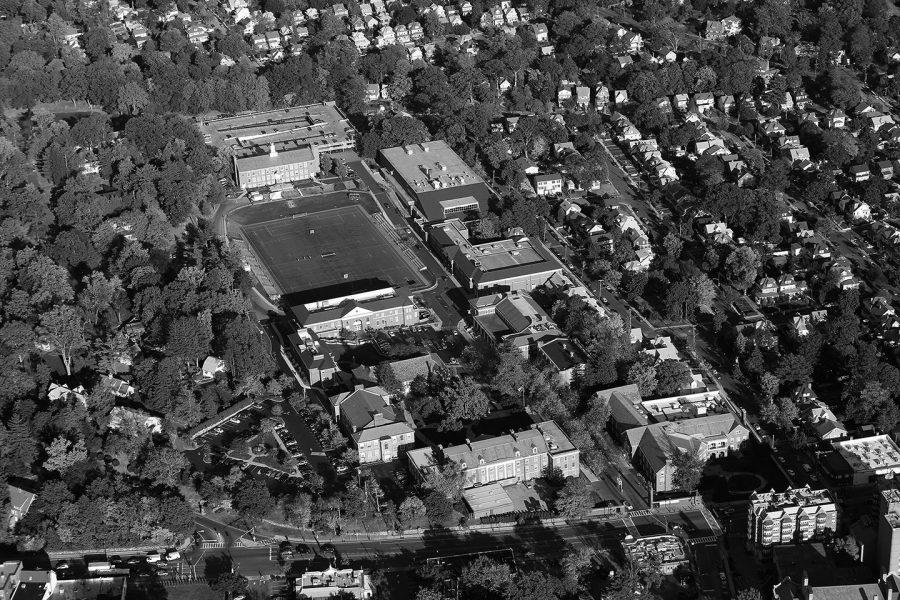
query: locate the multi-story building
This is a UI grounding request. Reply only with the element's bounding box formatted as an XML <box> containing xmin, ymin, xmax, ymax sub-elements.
<box><xmin>377</xmin><ymin>141</ymin><xmax>491</xmax><ymax>222</ymax></box>
<box><xmin>747</xmin><ymin>487</ymin><xmax>837</xmax><ymax>551</ymax></box>
<box><xmin>469</xmin><ymin>291</ymin><xmax>585</xmax><ymax>382</ymax></box>
<box><xmin>427</xmin><ymin>220</ymin><xmax>564</xmax><ymax>294</ymax></box>
<box><xmin>825</xmin><ymin>435</ymin><xmax>900</xmax><ymax>485</ymax></box>
<box><xmin>290</xmin><ymin>287</ymin><xmax>420</xmax><ymax>335</ymax></box>
<box><xmin>296</xmin><ymin>567</ymin><xmax>373</xmax><ymax>599</ymax></box>
<box><xmin>604</xmin><ymin>383</ymin><xmax>749</xmax><ymax>492</ymax></box>
<box><xmin>879</xmin><ymin>489</ymin><xmax>900</xmax><ymax>575</ymax></box>
<box><xmin>407</xmin><ymin>421</ymin><xmax>579</xmax><ymax>488</ymax></box>
<box><xmin>330</xmin><ymin>387</ymin><xmax>415</xmax><ymax>464</ymax></box>
<box><xmin>198</xmin><ymin>103</ymin><xmax>355</xmax><ymax>189</ymax></box>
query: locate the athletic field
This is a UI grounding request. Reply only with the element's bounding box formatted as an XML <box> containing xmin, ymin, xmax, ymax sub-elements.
<box><xmin>242</xmin><ymin>204</ymin><xmax>420</xmax><ymax>296</ymax></box>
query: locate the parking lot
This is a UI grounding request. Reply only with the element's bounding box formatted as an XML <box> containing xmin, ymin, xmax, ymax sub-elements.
<box><xmin>190</xmin><ymin>398</ymin><xmax>322</xmax><ymax>483</ymax></box>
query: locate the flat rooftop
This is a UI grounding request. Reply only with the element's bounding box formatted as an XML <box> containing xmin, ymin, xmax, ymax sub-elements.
<box><xmin>198</xmin><ymin>103</ymin><xmax>354</xmax><ymax>156</ymax></box>
<box><xmin>750</xmin><ymin>487</ymin><xmax>834</xmax><ymax>511</ymax></box>
<box><xmin>469</xmin><ymin>238</ymin><xmax>546</xmax><ymax>271</ymax></box>
<box><xmin>242</xmin><ymin>204</ymin><xmax>421</xmax><ymax>297</ymax></box>
<box><xmin>379</xmin><ymin>141</ymin><xmax>484</xmax><ymax>195</ymax></box>
<box><xmin>833</xmin><ymin>435</ymin><xmax>900</xmax><ymax>472</ymax></box>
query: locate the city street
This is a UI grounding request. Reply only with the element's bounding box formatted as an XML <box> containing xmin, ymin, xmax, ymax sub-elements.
<box><xmin>187</xmin><ymin>509</ymin><xmax>718</xmax><ymax>578</ymax></box>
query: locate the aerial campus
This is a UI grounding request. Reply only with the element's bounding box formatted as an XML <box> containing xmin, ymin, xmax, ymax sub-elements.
<box><xmin>7</xmin><ymin>1</ymin><xmax>900</xmax><ymax>600</ymax></box>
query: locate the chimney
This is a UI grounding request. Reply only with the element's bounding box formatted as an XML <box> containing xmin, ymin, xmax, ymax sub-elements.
<box><xmin>465</xmin><ymin>438</ymin><xmax>472</xmax><ymax>449</ymax></box>
<box><xmin>509</xmin><ymin>430</ymin><xmax>516</xmax><ymax>441</ymax></box>
<box><xmin>269</xmin><ymin>143</ymin><xmax>278</xmax><ymax>158</ymax></box>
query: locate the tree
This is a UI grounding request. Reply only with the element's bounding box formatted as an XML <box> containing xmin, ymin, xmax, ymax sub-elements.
<box><xmin>626</xmin><ymin>356</ymin><xmax>657</xmax><ymax>396</ymax></box>
<box><xmin>561</xmin><ymin>547</ymin><xmax>594</xmax><ymax>581</ymax></box>
<box><xmin>760</xmin><ymin>372</ymin><xmax>780</xmax><ymax>401</ymax></box>
<box><xmin>459</xmin><ymin>555</ymin><xmax>514</xmax><ymax>596</ymax></box>
<box><xmin>43</xmin><ymin>436</ymin><xmax>88</xmax><ymax>472</ymax></box>
<box><xmin>438</xmin><ymin>377</ymin><xmax>490</xmax><ymax>431</ymax></box>
<box><xmin>209</xmin><ymin>572</ymin><xmax>248</xmax><ymax>600</ymax></box>
<box><xmin>167</xmin><ymin>315</ymin><xmax>213</xmax><ymax>365</ymax></box>
<box><xmin>775</xmin><ymin>396</ymin><xmax>799</xmax><ymax>431</ymax></box>
<box><xmin>233</xmin><ymin>479</ymin><xmax>274</xmax><ymax>518</ymax></box>
<box><xmin>655</xmin><ymin>360</ymin><xmax>691</xmax><ymax>396</ymax></box>
<box><xmin>688</xmin><ymin>272</ymin><xmax>716</xmax><ymax>315</ymax></box>
<box><xmin>724</xmin><ymin>247</ymin><xmax>760</xmax><ymax>291</ymax></box>
<box><xmin>846</xmin><ymin>382</ymin><xmax>900</xmax><ymax>432</ymax></box>
<box><xmin>833</xmin><ymin>534</ymin><xmax>860</xmax><ymax>560</ymax></box>
<box><xmin>422</xmin><ymin>460</ymin><xmax>465</xmax><ymax>502</ymax></box>
<box><xmin>398</xmin><ymin>495</ymin><xmax>426</xmax><ymax>529</ymax></box>
<box><xmin>38</xmin><ymin>305</ymin><xmax>88</xmax><ymax>377</ymax></box>
<box><xmin>672</xmin><ymin>449</ymin><xmax>703</xmax><ymax>491</ymax></box>
<box><xmin>140</xmin><ymin>446</ymin><xmax>189</xmax><ymax>487</ymax></box>
<box><xmin>736</xmin><ymin>589</ymin><xmax>763</xmax><ymax>600</ymax></box>
<box><xmin>423</xmin><ymin>490</ymin><xmax>453</xmax><ymax>525</ymax></box>
<box><xmin>555</xmin><ymin>478</ymin><xmax>594</xmax><ymax>519</ymax></box>
<box><xmin>374</xmin><ymin>362</ymin><xmax>403</xmax><ymax>397</ymax></box>
<box><xmin>824</xmin><ymin>67</ymin><xmax>862</xmax><ymax>110</ymax></box>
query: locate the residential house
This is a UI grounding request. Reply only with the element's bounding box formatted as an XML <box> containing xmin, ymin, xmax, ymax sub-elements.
<box><xmin>7</xmin><ymin>485</ymin><xmax>35</xmax><ymax>528</ymax></box>
<box><xmin>692</xmin><ymin>92</ymin><xmax>715</xmax><ymax>114</ymax></box>
<box><xmin>533</xmin><ymin>23</ymin><xmax>548</xmax><ymax>42</ymax></box>
<box><xmin>704</xmin><ymin>20</ymin><xmax>725</xmax><ymax>40</ymax></box>
<box><xmin>870</xmin><ymin>112</ymin><xmax>895</xmax><ymax>131</ymax></box>
<box><xmin>879</xmin><ymin>160</ymin><xmax>895</xmax><ymax>179</ymax></box>
<box><xmin>575</xmin><ymin>86</ymin><xmax>591</xmax><ymax>109</ymax></box>
<box><xmin>850</xmin><ymin>164</ymin><xmax>871</xmax><ymax>182</ymax></box>
<box><xmin>826</xmin><ymin>108</ymin><xmax>847</xmax><ymax>129</ymax></box>
<box><xmin>717</xmin><ymin>94</ymin><xmax>735</xmax><ymax>113</ymax></box>
<box><xmin>722</xmin><ymin>15</ymin><xmax>742</xmax><ymax>35</ymax></box>
<box><xmin>594</xmin><ymin>85</ymin><xmax>610</xmax><ymax>111</ymax></box>
<box><xmin>533</xmin><ymin>173</ymin><xmax>564</xmax><ymax>196</ymax></box>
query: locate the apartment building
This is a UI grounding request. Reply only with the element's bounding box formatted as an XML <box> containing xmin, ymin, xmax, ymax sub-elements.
<box><xmin>747</xmin><ymin>487</ymin><xmax>837</xmax><ymax>551</ymax></box>
<box><xmin>406</xmin><ymin>421</ymin><xmax>579</xmax><ymax>488</ymax></box>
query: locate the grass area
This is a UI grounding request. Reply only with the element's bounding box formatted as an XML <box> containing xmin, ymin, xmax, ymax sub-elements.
<box><xmin>243</xmin><ymin>203</ymin><xmax>418</xmax><ymax>296</ymax></box>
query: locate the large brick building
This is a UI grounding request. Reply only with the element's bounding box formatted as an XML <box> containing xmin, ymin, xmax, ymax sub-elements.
<box><xmin>290</xmin><ymin>287</ymin><xmax>420</xmax><ymax>335</ymax></box>
<box><xmin>406</xmin><ymin>421</ymin><xmax>579</xmax><ymax>488</ymax></box>
<box><xmin>378</xmin><ymin>141</ymin><xmax>491</xmax><ymax>221</ymax></box>
<box><xmin>198</xmin><ymin>102</ymin><xmax>355</xmax><ymax>189</ymax></box>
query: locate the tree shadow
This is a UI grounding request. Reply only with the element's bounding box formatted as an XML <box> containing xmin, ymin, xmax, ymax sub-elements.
<box><xmin>203</xmin><ymin>553</ymin><xmax>234</xmax><ymax>582</ymax></box>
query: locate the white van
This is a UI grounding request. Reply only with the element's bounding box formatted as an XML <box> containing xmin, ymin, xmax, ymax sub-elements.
<box><xmin>87</xmin><ymin>561</ymin><xmax>111</xmax><ymax>572</ymax></box>
<box><xmin>146</xmin><ymin>553</ymin><xmax>161</xmax><ymax>564</ymax></box>
<box><xmin>164</xmin><ymin>551</ymin><xmax>181</xmax><ymax>561</ymax></box>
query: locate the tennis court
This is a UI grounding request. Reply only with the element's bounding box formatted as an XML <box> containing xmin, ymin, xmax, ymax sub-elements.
<box><xmin>242</xmin><ymin>204</ymin><xmax>421</xmax><ymax>295</ymax></box>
